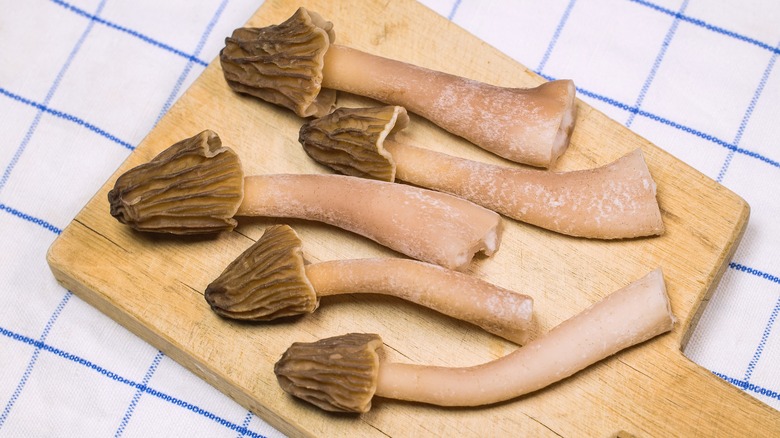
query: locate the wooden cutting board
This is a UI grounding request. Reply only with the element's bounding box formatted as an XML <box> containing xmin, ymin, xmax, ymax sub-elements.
<box><xmin>46</xmin><ymin>0</ymin><xmax>780</xmax><ymax>436</ymax></box>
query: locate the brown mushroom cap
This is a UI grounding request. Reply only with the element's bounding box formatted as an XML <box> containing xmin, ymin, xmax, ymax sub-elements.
<box><xmin>108</xmin><ymin>130</ymin><xmax>244</xmax><ymax>234</ymax></box>
<box><xmin>299</xmin><ymin>105</ymin><xmax>407</xmax><ymax>181</ymax></box>
<box><xmin>220</xmin><ymin>7</ymin><xmax>337</xmax><ymax>118</ymax></box>
<box><xmin>274</xmin><ymin>332</ymin><xmax>383</xmax><ymax>413</ymax></box>
<box><xmin>205</xmin><ymin>225</ymin><xmax>318</xmax><ymax>320</ymax></box>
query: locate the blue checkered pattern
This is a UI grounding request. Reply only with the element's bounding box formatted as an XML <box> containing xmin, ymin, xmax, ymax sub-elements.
<box><xmin>1</xmin><ymin>0</ymin><xmax>777</xmax><ymax>435</ymax></box>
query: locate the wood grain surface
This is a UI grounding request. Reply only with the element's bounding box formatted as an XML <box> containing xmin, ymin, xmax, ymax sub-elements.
<box><xmin>47</xmin><ymin>0</ymin><xmax>780</xmax><ymax>436</ymax></box>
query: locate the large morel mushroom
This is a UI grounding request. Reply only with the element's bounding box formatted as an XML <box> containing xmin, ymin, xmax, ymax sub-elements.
<box><xmin>206</xmin><ymin>224</ymin><xmax>534</xmax><ymax>344</ymax></box>
<box><xmin>108</xmin><ymin>130</ymin><xmax>502</xmax><ymax>270</ymax></box>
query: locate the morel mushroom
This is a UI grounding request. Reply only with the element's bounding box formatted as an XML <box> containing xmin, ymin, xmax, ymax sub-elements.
<box><xmin>299</xmin><ymin>105</ymin><xmax>664</xmax><ymax>239</ymax></box>
<box><xmin>220</xmin><ymin>7</ymin><xmax>576</xmax><ymax>168</ymax></box>
<box><xmin>108</xmin><ymin>130</ymin><xmax>502</xmax><ymax>270</ymax></box>
<box><xmin>206</xmin><ymin>224</ymin><xmax>533</xmax><ymax>344</ymax></box>
<box><xmin>275</xmin><ymin>268</ymin><xmax>674</xmax><ymax>412</ymax></box>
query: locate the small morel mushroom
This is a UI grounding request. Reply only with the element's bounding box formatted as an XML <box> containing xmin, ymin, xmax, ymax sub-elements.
<box><xmin>274</xmin><ymin>269</ymin><xmax>674</xmax><ymax>413</ymax></box>
<box><xmin>299</xmin><ymin>105</ymin><xmax>664</xmax><ymax>239</ymax></box>
<box><xmin>108</xmin><ymin>130</ymin><xmax>502</xmax><ymax>270</ymax></box>
<box><xmin>275</xmin><ymin>333</ymin><xmax>383</xmax><ymax>413</ymax></box>
<box><xmin>220</xmin><ymin>7</ymin><xmax>577</xmax><ymax>168</ymax></box>
<box><xmin>206</xmin><ymin>225</ymin><xmax>533</xmax><ymax>344</ymax></box>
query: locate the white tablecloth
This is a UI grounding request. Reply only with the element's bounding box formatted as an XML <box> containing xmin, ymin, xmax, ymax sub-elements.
<box><xmin>1</xmin><ymin>0</ymin><xmax>778</xmax><ymax>435</ymax></box>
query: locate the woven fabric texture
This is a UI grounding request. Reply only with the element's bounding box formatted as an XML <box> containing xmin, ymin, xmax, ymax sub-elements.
<box><xmin>1</xmin><ymin>0</ymin><xmax>778</xmax><ymax>436</ymax></box>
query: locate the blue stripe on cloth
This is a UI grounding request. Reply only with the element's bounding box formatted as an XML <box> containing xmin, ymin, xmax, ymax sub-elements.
<box><xmin>727</xmin><ymin>263</ymin><xmax>780</xmax><ymax>383</ymax></box>
<box><xmin>537</xmin><ymin>0</ymin><xmax>577</xmax><ymax>73</ymax></box>
<box><xmin>536</xmin><ymin>72</ymin><xmax>780</xmax><ymax>171</ymax></box>
<box><xmin>3</xmin><ymin>16</ymin><xmax>81</xmax><ymax>407</ymax></box>
<box><xmin>717</xmin><ymin>39</ymin><xmax>780</xmax><ymax>182</ymax></box>
<box><xmin>236</xmin><ymin>411</ymin><xmax>255</xmax><ymax>438</ymax></box>
<box><xmin>50</xmin><ymin>0</ymin><xmax>209</xmax><ymax>67</ymax></box>
<box><xmin>0</xmin><ymin>203</ymin><xmax>63</xmax><ymax>235</ymax></box>
<box><xmin>447</xmin><ymin>0</ymin><xmax>461</xmax><ymax>20</ymax></box>
<box><xmin>0</xmin><ymin>325</ymin><xmax>267</xmax><ymax>438</ymax></box>
<box><xmin>155</xmin><ymin>0</ymin><xmax>229</xmax><ymax>123</ymax></box>
<box><xmin>745</xmin><ymin>296</ymin><xmax>780</xmax><ymax>382</ymax></box>
<box><xmin>114</xmin><ymin>351</ymin><xmax>164</xmax><ymax>438</ymax></box>
<box><xmin>0</xmin><ymin>0</ymin><xmax>108</xmax><ymax>194</ymax></box>
<box><xmin>626</xmin><ymin>0</ymin><xmax>688</xmax><ymax>127</ymax></box>
<box><xmin>0</xmin><ymin>87</ymin><xmax>135</xmax><ymax>151</ymax></box>
<box><xmin>730</xmin><ymin>262</ymin><xmax>780</xmax><ymax>285</ymax></box>
<box><xmin>713</xmin><ymin>372</ymin><xmax>780</xmax><ymax>401</ymax></box>
<box><xmin>0</xmin><ymin>292</ymin><xmax>72</xmax><ymax>430</ymax></box>
<box><xmin>629</xmin><ymin>0</ymin><xmax>780</xmax><ymax>56</ymax></box>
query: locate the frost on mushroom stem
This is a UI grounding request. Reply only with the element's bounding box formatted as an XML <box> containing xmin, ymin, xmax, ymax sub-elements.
<box><xmin>220</xmin><ymin>7</ymin><xmax>577</xmax><ymax>168</ymax></box>
<box><xmin>206</xmin><ymin>224</ymin><xmax>534</xmax><ymax>344</ymax></box>
<box><xmin>299</xmin><ymin>105</ymin><xmax>664</xmax><ymax>239</ymax></box>
<box><xmin>107</xmin><ymin>130</ymin><xmax>502</xmax><ymax>271</ymax></box>
<box><xmin>274</xmin><ymin>269</ymin><xmax>674</xmax><ymax>413</ymax></box>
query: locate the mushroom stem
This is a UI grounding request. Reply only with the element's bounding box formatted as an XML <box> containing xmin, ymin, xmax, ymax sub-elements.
<box><xmin>320</xmin><ymin>45</ymin><xmax>576</xmax><ymax>168</ymax></box>
<box><xmin>384</xmin><ymin>140</ymin><xmax>663</xmax><ymax>239</ymax></box>
<box><xmin>236</xmin><ymin>174</ymin><xmax>501</xmax><ymax>270</ymax></box>
<box><xmin>274</xmin><ymin>269</ymin><xmax>674</xmax><ymax>412</ymax></box>
<box><xmin>375</xmin><ymin>269</ymin><xmax>673</xmax><ymax>406</ymax></box>
<box><xmin>299</xmin><ymin>106</ymin><xmax>664</xmax><ymax>239</ymax></box>
<box><xmin>206</xmin><ymin>225</ymin><xmax>532</xmax><ymax>344</ymax></box>
<box><xmin>305</xmin><ymin>259</ymin><xmax>534</xmax><ymax>344</ymax></box>
<box><xmin>220</xmin><ymin>8</ymin><xmax>576</xmax><ymax>168</ymax></box>
<box><xmin>108</xmin><ymin>130</ymin><xmax>502</xmax><ymax>271</ymax></box>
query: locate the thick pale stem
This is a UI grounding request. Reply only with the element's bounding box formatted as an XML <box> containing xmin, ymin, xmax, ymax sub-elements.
<box><xmin>321</xmin><ymin>45</ymin><xmax>576</xmax><ymax>168</ymax></box>
<box><xmin>374</xmin><ymin>269</ymin><xmax>674</xmax><ymax>407</ymax></box>
<box><xmin>305</xmin><ymin>259</ymin><xmax>534</xmax><ymax>344</ymax></box>
<box><xmin>236</xmin><ymin>174</ymin><xmax>502</xmax><ymax>271</ymax></box>
<box><xmin>385</xmin><ymin>142</ymin><xmax>664</xmax><ymax>239</ymax></box>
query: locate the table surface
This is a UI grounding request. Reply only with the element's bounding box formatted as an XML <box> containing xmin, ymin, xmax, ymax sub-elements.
<box><xmin>2</xmin><ymin>0</ymin><xmax>779</xmax><ymax>436</ymax></box>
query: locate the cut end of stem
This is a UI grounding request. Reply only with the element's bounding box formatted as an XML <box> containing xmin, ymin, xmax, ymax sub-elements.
<box><xmin>548</xmin><ymin>80</ymin><xmax>578</xmax><ymax>168</ymax></box>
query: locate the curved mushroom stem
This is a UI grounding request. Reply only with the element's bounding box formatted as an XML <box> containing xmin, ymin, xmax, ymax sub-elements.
<box><xmin>206</xmin><ymin>225</ymin><xmax>532</xmax><ymax>344</ymax></box>
<box><xmin>237</xmin><ymin>174</ymin><xmax>501</xmax><ymax>271</ymax></box>
<box><xmin>274</xmin><ymin>269</ymin><xmax>674</xmax><ymax>412</ymax></box>
<box><xmin>375</xmin><ymin>269</ymin><xmax>673</xmax><ymax>406</ymax></box>
<box><xmin>108</xmin><ymin>130</ymin><xmax>502</xmax><ymax>271</ymax></box>
<box><xmin>220</xmin><ymin>8</ymin><xmax>576</xmax><ymax>168</ymax></box>
<box><xmin>305</xmin><ymin>259</ymin><xmax>533</xmax><ymax>344</ymax></box>
<box><xmin>299</xmin><ymin>106</ymin><xmax>664</xmax><ymax>239</ymax></box>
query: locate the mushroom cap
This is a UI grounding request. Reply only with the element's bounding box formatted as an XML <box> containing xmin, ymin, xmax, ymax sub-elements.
<box><xmin>108</xmin><ymin>130</ymin><xmax>244</xmax><ymax>234</ymax></box>
<box><xmin>275</xmin><ymin>333</ymin><xmax>383</xmax><ymax>413</ymax></box>
<box><xmin>220</xmin><ymin>7</ymin><xmax>337</xmax><ymax>118</ymax></box>
<box><xmin>205</xmin><ymin>224</ymin><xmax>318</xmax><ymax>320</ymax></box>
<box><xmin>299</xmin><ymin>105</ymin><xmax>409</xmax><ymax>181</ymax></box>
